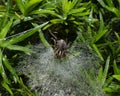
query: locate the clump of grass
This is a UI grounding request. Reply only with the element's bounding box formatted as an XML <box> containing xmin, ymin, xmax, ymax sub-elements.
<box><xmin>0</xmin><ymin>0</ymin><xmax>120</xmax><ymax>95</ymax></box>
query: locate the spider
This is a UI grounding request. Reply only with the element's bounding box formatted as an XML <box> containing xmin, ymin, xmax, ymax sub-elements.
<box><xmin>54</xmin><ymin>39</ymin><xmax>68</xmax><ymax>58</ymax></box>
<box><xmin>48</xmin><ymin>29</ymin><xmax>70</xmax><ymax>58</ymax></box>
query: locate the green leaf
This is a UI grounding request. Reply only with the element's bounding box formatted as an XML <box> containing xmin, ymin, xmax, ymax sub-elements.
<box><xmin>3</xmin><ymin>56</ymin><xmax>19</xmax><ymax>83</ymax></box>
<box><xmin>104</xmin><ymin>87</ymin><xmax>115</xmax><ymax>93</ymax></box>
<box><xmin>97</xmin><ymin>0</ymin><xmax>106</xmax><ymax>8</ymax></box>
<box><xmin>97</xmin><ymin>0</ymin><xmax>120</xmax><ymax>17</ymax></box>
<box><xmin>87</xmin><ymin>26</ymin><xmax>92</xmax><ymax>39</ymax></box>
<box><xmin>103</xmin><ymin>76</ymin><xmax>113</xmax><ymax>88</ymax></box>
<box><xmin>19</xmin><ymin>78</ymin><xmax>33</xmax><ymax>95</ymax></box>
<box><xmin>113</xmin><ymin>75</ymin><xmax>120</xmax><ymax>81</ymax></box>
<box><xmin>50</xmin><ymin>19</ymin><xmax>64</xmax><ymax>24</ymax></box>
<box><xmin>115</xmin><ymin>33</ymin><xmax>120</xmax><ymax>55</ymax></box>
<box><xmin>95</xmin><ymin>12</ymin><xmax>107</xmax><ymax>42</ymax></box>
<box><xmin>97</xmin><ymin>67</ymin><xmax>103</xmax><ymax>82</ymax></box>
<box><xmin>98</xmin><ymin>57</ymin><xmax>111</xmax><ymax>88</ymax></box>
<box><xmin>106</xmin><ymin>0</ymin><xmax>114</xmax><ymax>7</ymax></box>
<box><xmin>73</xmin><ymin>10</ymin><xmax>90</xmax><ymax>16</ymax></box>
<box><xmin>106</xmin><ymin>6</ymin><xmax>120</xmax><ymax>17</ymax></box>
<box><xmin>3</xmin><ymin>22</ymin><xmax>48</xmax><ymax>45</ymax></box>
<box><xmin>62</xmin><ymin>0</ymin><xmax>74</xmax><ymax>17</ymax></box>
<box><xmin>0</xmin><ymin>49</ymin><xmax>9</xmax><ymax>84</ymax></box>
<box><xmin>39</xmin><ymin>30</ymin><xmax>51</xmax><ymax>48</ymax></box>
<box><xmin>69</xmin><ymin>7</ymin><xmax>86</xmax><ymax>14</ymax></box>
<box><xmin>0</xmin><ymin>13</ymin><xmax>9</xmax><ymax>31</ymax></box>
<box><xmin>95</xmin><ymin>57</ymin><xmax>111</xmax><ymax>87</ymax></box>
<box><xmin>2</xmin><ymin>81</ymin><xmax>13</xmax><ymax>96</ymax></box>
<box><xmin>92</xmin><ymin>44</ymin><xmax>104</xmax><ymax>61</ymax></box>
<box><xmin>43</xmin><ymin>23</ymin><xmax>53</xmax><ymax>30</ymax></box>
<box><xmin>106</xmin><ymin>41</ymin><xmax>115</xmax><ymax>55</ymax></box>
<box><xmin>102</xmin><ymin>56</ymin><xmax>110</xmax><ymax>86</ymax></box>
<box><xmin>113</xmin><ymin>60</ymin><xmax>120</xmax><ymax>75</ymax></box>
<box><xmin>104</xmin><ymin>82</ymin><xmax>120</xmax><ymax>92</ymax></box>
<box><xmin>24</xmin><ymin>0</ymin><xmax>42</xmax><ymax>16</ymax></box>
<box><xmin>115</xmin><ymin>32</ymin><xmax>120</xmax><ymax>43</ymax></box>
<box><xmin>15</xmin><ymin>0</ymin><xmax>25</xmax><ymax>14</ymax></box>
<box><xmin>6</xmin><ymin>45</ymin><xmax>34</xmax><ymax>55</ymax></box>
<box><xmin>0</xmin><ymin>18</ymin><xmax>13</xmax><ymax>38</ymax></box>
<box><xmin>30</xmin><ymin>9</ymin><xmax>63</xmax><ymax>19</ymax></box>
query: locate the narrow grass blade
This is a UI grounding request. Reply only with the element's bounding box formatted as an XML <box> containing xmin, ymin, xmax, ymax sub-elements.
<box><xmin>98</xmin><ymin>12</ymin><xmax>104</xmax><ymax>33</ymax></box>
<box><xmin>97</xmin><ymin>0</ymin><xmax>106</xmax><ymax>7</ymax></box>
<box><xmin>5</xmin><ymin>22</ymin><xmax>48</xmax><ymax>45</ymax></box>
<box><xmin>39</xmin><ymin>30</ymin><xmax>51</xmax><ymax>48</ymax></box>
<box><xmin>106</xmin><ymin>7</ymin><xmax>120</xmax><ymax>17</ymax></box>
<box><xmin>92</xmin><ymin>44</ymin><xmax>104</xmax><ymax>61</ymax></box>
<box><xmin>2</xmin><ymin>81</ymin><xmax>13</xmax><ymax>96</ymax></box>
<box><xmin>113</xmin><ymin>75</ymin><xmax>120</xmax><ymax>81</ymax></box>
<box><xmin>97</xmin><ymin>0</ymin><xmax>120</xmax><ymax>17</ymax></box>
<box><xmin>0</xmin><ymin>18</ymin><xmax>13</xmax><ymax>38</ymax></box>
<box><xmin>104</xmin><ymin>85</ymin><xmax>119</xmax><ymax>93</ymax></box>
<box><xmin>106</xmin><ymin>0</ymin><xmax>114</xmax><ymax>7</ymax></box>
<box><xmin>0</xmin><ymin>14</ymin><xmax>8</xmax><ymax>31</ymax></box>
<box><xmin>3</xmin><ymin>55</ymin><xmax>20</xmax><ymax>83</ymax></box>
<box><xmin>113</xmin><ymin>60</ymin><xmax>120</xmax><ymax>75</ymax></box>
<box><xmin>43</xmin><ymin>23</ymin><xmax>53</xmax><ymax>30</ymax></box>
<box><xmin>50</xmin><ymin>19</ymin><xmax>64</xmax><ymax>24</ymax></box>
<box><xmin>69</xmin><ymin>8</ymin><xmax>86</xmax><ymax>14</ymax></box>
<box><xmin>15</xmin><ymin>0</ymin><xmax>25</xmax><ymax>14</ymax></box>
<box><xmin>0</xmin><ymin>49</ymin><xmax>9</xmax><ymax>84</ymax></box>
<box><xmin>19</xmin><ymin>78</ymin><xmax>34</xmax><ymax>96</ymax></box>
<box><xmin>30</xmin><ymin>9</ymin><xmax>63</xmax><ymax>19</ymax></box>
<box><xmin>6</xmin><ymin>45</ymin><xmax>34</xmax><ymax>55</ymax></box>
<box><xmin>93</xmin><ymin>12</ymin><xmax>108</xmax><ymax>43</ymax></box>
<box><xmin>112</xmin><ymin>32</ymin><xmax>120</xmax><ymax>55</ymax></box>
<box><xmin>3</xmin><ymin>56</ymin><xmax>33</xmax><ymax>95</ymax></box>
<box><xmin>115</xmin><ymin>32</ymin><xmax>120</xmax><ymax>43</ymax></box>
<box><xmin>24</xmin><ymin>0</ymin><xmax>42</xmax><ymax>16</ymax></box>
<box><xmin>0</xmin><ymin>50</ymin><xmax>12</xmax><ymax>95</ymax></box>
<box><xmin>118</xmin><ymin>0</ymin><xmax>120</xmax><ymax>7</ymax></box>
<box><xmin>102</xmin><ymin>56</ymin><xmax>110</xmax><ymax>86</ymax></box>
<box><xmin>72</xmin><ymin>10</ymin><xmax>90</xmax><ymax>16</ymax></box>
<box><xmin>62</xmin><ymin>0</ymin><xmax>74</xmax><ymax>17</ymax></box>
<box><xmin>106</xmin><ymin>41</ymin><xmax>115</xmax><ymax>55</ymax></box>
<box><xmin>87</xmin><ymin>26</ymin><xmax>92</xmax><ymax>39</ymax></box>
<box><xmin>97</xmin><ymin>67</ymin><xmax>103</xmax><ymax>82</ymax></box>
<box><xmin>103</xmin><ymin>75</ymin><xmax>113</xmax><ymax>88</ymax></box>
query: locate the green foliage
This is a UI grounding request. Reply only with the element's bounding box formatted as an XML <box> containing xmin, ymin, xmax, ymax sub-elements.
<box><xmin>43</xmin><ymin>0</ymin><xmax>90</xmax><ymax>29</ymax></box>
<box><xmin>97</xmin><ymin>56</ymin><xmax>110</xmax><ymax>86</ymax></box>
<box><xmin>0</xmin><ymin>0</ymin><xmax>48</xmax><ymax>95</ymax></box>
<box><xmin>0</xmin><ymin>0</ymin><xmax>120</xmax><ymax>95</ymax></box>
<box><xmin>75</xmin><ymin>0</ymin><xmax>120</xmax><ymax>95</ymax></box>
<box><xmin>15</xmin><ymin>0</ymin><xmax>43</xmax><ymax>16</ymax></box>
<box><xmin>97</xmin><ymin>0</ymin><xmax>120</xmax><ymax>17</ymax></box>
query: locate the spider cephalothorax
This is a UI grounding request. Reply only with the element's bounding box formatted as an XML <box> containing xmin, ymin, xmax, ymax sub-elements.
<box><xmin>54</xmin><ymin>39</ymin><xmax>67</xmax><ymax>58</ymax></box>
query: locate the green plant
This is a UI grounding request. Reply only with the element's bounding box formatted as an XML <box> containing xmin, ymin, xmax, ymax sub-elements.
<box><xmin>43</xmin><ymin>0</ymin><xmax>90</xmax><ymax>30</ymax></box>
<box><xmin>97</xmin><ymin>0</ymin><xmax>120</xmax><ymax>17</ymax></box>
<box><xmin>0</xmin><ymin>0</ymin><xmax>49</xmax><ymax>95</ymax></box>
<box><xmin>75</xmin><ymin>1</ymin><xmax>120</xmax><ymax>95</ymax></box>
<box><xmin>102</xmin><ymin>60</ymin><xmax>120</xmax><ymax>95</ymax></box>
<box><xmin>1</xmin><ymin>0</ymin><xmax>120</xmax><ymax>95</ymax></box>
